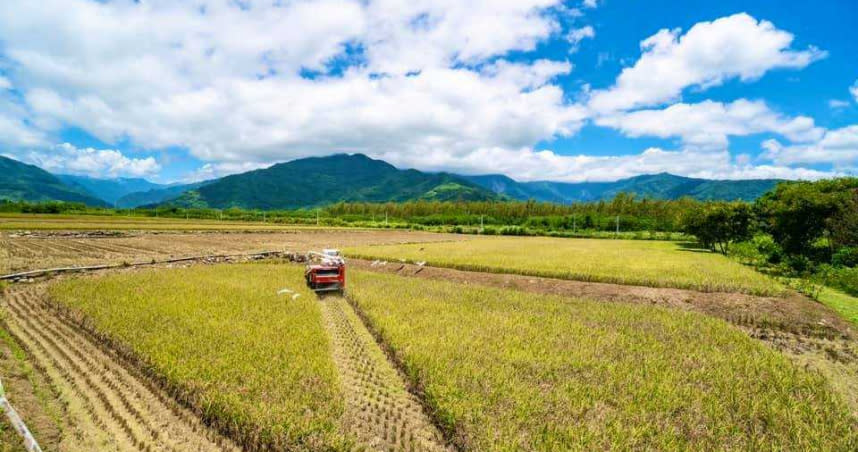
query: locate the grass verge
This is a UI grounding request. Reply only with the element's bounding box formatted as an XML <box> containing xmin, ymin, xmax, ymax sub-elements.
<box><xmin>818</xmin><ymin>287</ymin><xmax>858</xmax><ymax>326</ymax></box>
<box><xmin>346</xmin><ymin>236</ymin><xmax>784</xmax><ymax>296</ymax></box>
<box><xmin>348</xmin><ymin>270</ymin><xmax>856</xmax><ymax>451</ymax></box>
<box><xmin>48</xmin><ymin>264</ymin><xmax>352</xmax><ymax>450</ymax></box>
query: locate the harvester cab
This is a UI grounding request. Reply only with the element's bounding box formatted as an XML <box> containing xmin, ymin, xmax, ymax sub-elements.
<box><xmin>304</xmin><ymin>249</ymin><xmax>346</xmax><ymax>294</ymax></box>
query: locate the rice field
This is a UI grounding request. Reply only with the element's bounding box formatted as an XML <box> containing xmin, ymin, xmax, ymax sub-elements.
<box><xmin>346</xmin><ymin>236</ymin><xmax>784</xmax><ymax>296</ymax></box>
<box><xmin>48</xmin><ymin>264</ymin><xmax>352</xmax><ymax>450</ymax></box>
<box><xmin>348</xmin><ymin>270</ymin><xmax>857</xmax><ymax>451</ymax></box>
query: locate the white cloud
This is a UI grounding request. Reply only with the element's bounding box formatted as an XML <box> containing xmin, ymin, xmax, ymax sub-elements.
<box><xmin>566</xmin><ymin>26</ymin><xmax>595</xmax><ymax>53</ymax></box>
<box><xmin>597</xmin><ymin>99</ymin><xmax>823</xmax><ymax>150</ymax></box>
<box><xmin>829</xmin><ymin>99</ymin><xmax>850</xmax><ymax>109</ymax></box>
<box><xmin>0</xmin><ymin>0</ymin><xmax>582</xmax><ymax>169</ymax></box>
<box><xmin>184</xmin><ymin>161</ymin><xmax>272</xmax><ymax>183</ymax></box>
<box><xmin>582</xmin><ymin>0</ymin><xmax>599</xmax><ymax>9</ymax></box>
<box><xmin>588</xmin><ymin>13</ymin><xmax>827</xmax><ymax>113</ymax></box>
<box><xmin>0</xmin><ymin>3</ymin><xmax>843</xmax><ymax>184</ymax></box>
<box><xmin>851</xmin><ymin>80</ymin><xmax>858</xmax><ymax>103</ymax></box>
<box><xmin>763</xmin><ymin>126</ymin><xmax>858</xmax><ymax>166</ymax></box>
<box><xmin>22</xmin><ymin>143</ymin><xmax>161</xmax><ymax>178</ymax></box>
<box><xmin>0</xmin><ymin>76</ymin><xmax>11</xmax><ymax>90</ymax></box>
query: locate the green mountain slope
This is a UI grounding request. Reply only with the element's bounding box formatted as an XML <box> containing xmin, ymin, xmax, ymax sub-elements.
<box><xmin>464</xmin><ymin>173</ymin><xmax>781</xmax><ymax>202</ymax></box>
<box><xmin>0</xmin><ymin>156</ymin><xmax>108</xmax><ymax>206</ymax></box>
<box><xmin>56</xmin><ymin>174</ymin><xmax>166</xmax><ymax>204</ymax></box>
<box><xmin>116</xmin><ymin>181</ymin><xmax>210</xmax><ymax>208</ymax></box>
<box><xmin>161</xmin><ymin>154</ymin><xmax>498</xmax><ymax>209</ymax></box>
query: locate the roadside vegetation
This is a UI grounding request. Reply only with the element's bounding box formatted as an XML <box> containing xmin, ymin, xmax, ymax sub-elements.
<box><xmin>348</xmin><ymin>270</ymin><xmax>857</xmax><ymax>451</ymax></box>
<box><xmin>346</xmin><ymin>236</ymin><xmax>783</xmax><ymax>295</ymax></box>
<box><xmin>48</xmin><ymin>265</ymin><xmax>352</xmax><ymax>450</ymax></box>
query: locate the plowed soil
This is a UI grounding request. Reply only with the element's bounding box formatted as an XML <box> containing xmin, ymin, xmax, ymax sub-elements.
<box><xmin>1</xmin><ymin>285</ymin><xmax>238</xmax><ymax>451</ymax></box>
<box><xmin>319</xmin><ymin>296</ymin><xmax>450</xmax><ymax>452</ymax></box>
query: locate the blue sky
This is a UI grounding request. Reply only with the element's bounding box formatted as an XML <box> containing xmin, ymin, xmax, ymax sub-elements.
<box><xmin>0</xmin><ymin>0</ymin><xmax>856</xmax><ymax>183</ymax></box>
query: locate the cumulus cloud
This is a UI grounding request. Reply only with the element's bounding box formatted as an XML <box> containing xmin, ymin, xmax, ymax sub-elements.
<box><xmin>851</xmin><ymin>80</ymin><xmax>858</xmax><ymax>103</ymax></box>
<box><xmin>762</xmin><ymin>125</ymin><xmax>858</xmax><ymax>166</ymax></box>
<box><xmin>566</xmin><ymin>26</ymin><xmax>595</xmax><ymax>53</ymax></box>
<box><xmin>0</xmin><ymin>3</ymin><xmax>842</xmax><ymax>183</ymax></box>
<box><xmin>23</xmin><ymin>143</ymin><xmax>161</xmax><ymax>178</ymax></box>
<box><xmin>597</xmin><ymin>99</ymin><xmax>823</xmax><ymax>150</ymax></box>
<box><xmin>588</xmin><ymin>13</ymin><xmax>827</xmax><ymax>113</ymax></box>
<box><xmin>0</xmin><ymin>0</ymin><xmax>582</xmax><ymax>170</ymax></box>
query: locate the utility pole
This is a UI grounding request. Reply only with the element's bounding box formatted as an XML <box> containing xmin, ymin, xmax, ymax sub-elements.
<box><xmin>316</xmin><ymin>209</ymin><xmax>319</xmax><ymax>226</ymax></box>
<box><xmin>615</xmin><ymin>215</ymin><xmax>620</xmax><ymax>237</ymax></box>
<box><xmin>573</xmin><ymin>214</ymin><xmax>576</xmax><ymax>232</ymax></box>
<box><xmin>385</xmin><ymin>211</ymin><xmax>388</xmax><ymax>226</ymax></box>
<box><xmin>480</xmin><ymin>214</ymin><xmax>484</xmax><ymax>233</ymax></box>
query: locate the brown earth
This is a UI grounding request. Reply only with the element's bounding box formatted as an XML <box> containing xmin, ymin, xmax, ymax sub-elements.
<box><xmin>0</xmin><ymin>285</ymin><xmax>239</xmax><ymax>452</ymax></box>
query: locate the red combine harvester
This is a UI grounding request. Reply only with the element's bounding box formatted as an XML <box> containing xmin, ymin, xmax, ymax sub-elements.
<box><xmin>304</xmin><ymin>249</ymin><xmax>346</xmax><ymax>294</ymax></box>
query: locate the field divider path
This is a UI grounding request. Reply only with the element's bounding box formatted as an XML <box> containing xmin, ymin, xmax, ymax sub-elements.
<box><xmin>319</xmin><ymin>295</ymin><xmax>451</xmax><ymax>452</ymax></box>
<box><xmin>1</xmin><ymin>285</ymin><xmax>239</xmax><ymax>451</ymax></box>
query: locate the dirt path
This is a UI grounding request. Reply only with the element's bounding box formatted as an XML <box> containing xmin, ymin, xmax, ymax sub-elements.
<box><xmin>1</xmin><ymin>285</ymin><xmax>237</xmax><ymax>451</ymax></box>
<box><xmin>319</xmin><ymin>295</ymin><xmax>450</xmax><ymax>452</ymax></box>
<box><xmin>351</xmin><ymin>259</ymin><xmax>854</xmax><ymax>340</ymax></box>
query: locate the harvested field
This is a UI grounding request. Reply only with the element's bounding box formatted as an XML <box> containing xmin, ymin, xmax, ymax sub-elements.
<box><xmin>345</xmin><ymin>236</ymin><xmax>784</xmax><ymax>296</ymax></box>
<box><xmin>348</xmin><ymin>270</ymin><xmax>858</xmax><ymax>451</ymax></box>
<box><xmin>1</xmin><ymin>285</ymin><xmax>236</xmax><ymax>451</ymax></box>
<box><xmin>1</xmin><ymin>229</ymin><xmax>461</xmax><ymax>275</ymax></box>
<box><xmin>319</xmin><ymin>295</ymin><xmax>449</xmax><ymax>451</ymax></box>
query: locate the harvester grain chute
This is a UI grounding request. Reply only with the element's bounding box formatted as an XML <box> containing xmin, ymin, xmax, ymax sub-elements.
<box><xmin>304</xmin><ymin>249</ymin><xmax>345</xmax><ymax>294</ymax></box>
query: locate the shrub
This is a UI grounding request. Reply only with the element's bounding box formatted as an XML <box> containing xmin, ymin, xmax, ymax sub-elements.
<box><xmin>832</xmin><ymin>247</ymin><xmax>858</xmax><ymax>268</ymax></box>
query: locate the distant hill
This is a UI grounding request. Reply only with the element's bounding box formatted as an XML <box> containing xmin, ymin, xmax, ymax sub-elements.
<box><xmin>56</xmin><ymin>174</ymin><xmax>166</xmax><ymax>205</ymax></box>
<box><xmin>116</xmin><ymin>181</ymin><xmax>210</xmax><ymax>208</ymax></box>
<box><xmin>161</xmin><ymin>154</ymin><xmax>498</xmax><ymax>209</ymax></box>
<box><xmin>463</xmin><ymin>173</ymin><xmax>782</xmax><ymax>202</ymax></box>
<box><xmin>0</xmin><ymin>156</ymin><xmax>108</xmax><ymax>206</ymax></box>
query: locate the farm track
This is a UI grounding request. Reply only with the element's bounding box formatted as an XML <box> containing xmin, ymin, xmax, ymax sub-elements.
<box><xmin>319</xmin><ymin>296</ymin><xmax>450</xmax><ymax>452</ymax></box>
<box><xmin>1</xmin><ymin>285</ymin><xmax>237</xmax><ymax>452</ymax></box>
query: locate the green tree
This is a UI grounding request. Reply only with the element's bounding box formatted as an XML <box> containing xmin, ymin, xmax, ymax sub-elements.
<box><xmin>682</xmin><ymin>202</ymin><xmax>753</xmax><ymax>254</ymax></box>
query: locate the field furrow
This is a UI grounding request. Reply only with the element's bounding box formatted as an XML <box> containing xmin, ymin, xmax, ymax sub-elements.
<box><xmin>319</xmin><ymin>295</ymin><xmax>450</xmax><ymax>452</ymax></box>
<box><xmin>1</xmin><ymin>286</ymin><xmax>235</xmax><ymax>451</ymax></box>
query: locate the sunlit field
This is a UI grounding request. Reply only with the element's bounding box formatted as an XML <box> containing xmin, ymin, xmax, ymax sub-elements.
<box><xmin>49</xmin><ymin>264</ymin><xmax>352</xmax><ymax>450</ymax></box>
<box><xmin>346</xmin><ymin>236</ymin><xmax>784</xmax><ymax>295</ymax></box>
<box><xmin>348</xmin><ymin>270</ymin><xmax>856</xmax><ymax>450</ymax></box>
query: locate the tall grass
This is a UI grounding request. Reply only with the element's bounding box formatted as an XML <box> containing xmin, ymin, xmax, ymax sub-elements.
<box><xmin>49</xmin><ymin>264</ymin><xmax>353</xmax><ymax>450</ymax></box>
<box><xmin>346</xmin><ymin>236</ymin><xmax>784</xmax><ymax>296</ymax></box>
<box><xmin>349</xmin><ymin>270</ymin><xmax>856</xmax><ymax>451</ymax></box>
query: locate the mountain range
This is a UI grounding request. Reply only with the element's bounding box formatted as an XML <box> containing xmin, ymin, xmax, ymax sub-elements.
<box><xmin>1</xmin><ymin>153</ymin><xmax>784</xmax><ymax>209</ymax></box>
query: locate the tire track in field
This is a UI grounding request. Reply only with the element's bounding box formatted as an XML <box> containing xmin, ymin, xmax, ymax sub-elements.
<box><xmin>319</xmin><ymin>296</ymin><xmax>450</xmax><ymax>452</ymax></box>
<box><xmin>2</xmin><ymin>286</ymin><xmax>237</xmax><ymax>452</ymax></box>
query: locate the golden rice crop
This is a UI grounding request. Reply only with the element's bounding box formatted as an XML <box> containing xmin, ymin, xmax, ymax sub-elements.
<box><xmin>49</xmin><ymin>264</ymin><xmax>353</xmax><ymax>450</ymax></box>
<box><xmin>348</xmin><ymin>270</ymin><xmax>857</xmax><ymax>451</ymax></box>
<box><xmin>346</xmin><ymin>236</ymin><xmax>784</xmax><ymax>295</ymax></box>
